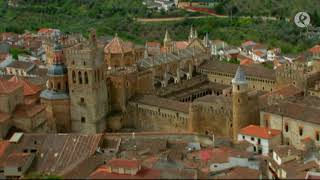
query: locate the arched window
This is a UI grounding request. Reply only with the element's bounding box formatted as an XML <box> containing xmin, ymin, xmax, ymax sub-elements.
<box><xmin>94</xmin><ymin>71</ymin><xmax>97</xmax><ymax>82</ymax></box>
<box><xmin>72</xmin><ymin>71</ymin><xmax>76</xmax><ymax>83</ymax></box>
<box><xmin>78</xmin><ymin>71</ymin><xmax>83</xmax><ymax>84</ymax></box>
<box><xmin>85</xmin><ymin>72</ymin><xmax>89</xmax><ymax>84</ymax></box>
<box><xmin>48</xmin><ymin>81</ymin><xmax>53</xmax><ymax>89</ymax></box>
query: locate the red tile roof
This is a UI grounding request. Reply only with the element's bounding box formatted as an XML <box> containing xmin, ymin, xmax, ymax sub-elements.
<box><xmin>0</xmin><ymin>112</ymin><xmax>11</xmax><ymax>122</ymax></box>
<box><xmin>240</xmin><ymin>58</ymin><xmax>254</xmax><ymax>65</ymax></box>
<box><xmin>0</xmin><ymin>78</ymin><xmax>23</xmax><ymax>94</ymax></box>
<box><xmin>9</xmin><ymin>76</ymin><xmax>41</xmax><ymax>96</ymax></box>
<box><xmin>242</xmin><ymin>40</ymin><xmax>256</xmax><ymax>47</ymax></box>
<box><xmin>4</xmin><ymin>152</ymin><xmax>33</xmax><ymax>166</ymax></box>
<box><xmin>146</xmin><ymin>41</ymin><xmax>161</xmax><ymax>48</ymax></box>
<box><xmin>104</xmin><ymin>35</ymin><xmax>134</xmax><ymax>54</ymax></box>
<box><xmin>239</xmin><ymin>125</ymin><xmax>281</xmax><ymax>139</ymax></box>
<box><xmin>88</xmin><ymin>166</ymin><xmax>161</xmax><ymax>179</ymax></box>
<box><xmin>175</xmin><ymin>41</ymin><xmax>189</xmax><ymax>49</ymax></box>
<box><xmin>14</xmin><ymin>104</ymin><xmax>46</xmax><ymax>118</ymax></box>
<box><xmin>0</xmin><ymin>140</ymin><xmax>9</xmax><ymax>159</ymax></box>
<box><xmin>38</xmin><ymin>28</ymin><xmax>54</xmax><ymax>34</ymax></box>
<box><xmin>309</xmin><ymin>45</ymin><xmax>320</xmax><ymax>53</ymax></box>
<box><xmin>108</xmin><ymin>159</ymin><xmax>141</xmax><ymax>169</ymax></box>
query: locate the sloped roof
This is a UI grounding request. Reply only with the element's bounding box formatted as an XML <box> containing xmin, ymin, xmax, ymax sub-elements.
<box><xmin>175</xmin><ymin>41</ymin><xmax>189</xmax><ymax>49</ymax></box>
<box><xmin>108</xmin><ymin>159</ymin><xmax>141</xmax><ymax>169</ymax></box>
<box><xmin>104</xmin><ymin>34</ymin><xmax>133</xmax><ymax>54</ymax></box>
<box><xmin>239</xmin><ymin>125</ymin><xmax>281</xmax><ymax>139</ymax></box>
<box><xmin>0</xmin><ymin>78</ymin><xmax>22</xmax><ymax>94</ymax></box>
<box><xmin>309</xmin><ymin>45</ymin><xmax>320</xmax><ymax>53</ymax></box>
<box><xmin>131</xmin><ymin>95</ymin><xmax>189</xmax><ymax>114</ymax></box>
<box><xmin>232</xmin><ymin>66</ymin><xmax>247</xmax><ymax>84</ymax></box>
<box><xmin>9</xmin><ymin>76</ymin><xmax>41</xmax><ymax>96</ymax></box>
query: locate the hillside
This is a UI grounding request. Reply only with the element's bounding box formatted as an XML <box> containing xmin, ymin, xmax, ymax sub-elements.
<box><xmin>215</xmin><ymin>0</ymin><xmax>320</xmax><ymax>25</ymax></box>
<box><xmin>0</xmin><ymin>0</ymin><xmax>318</xmax><ymax>53</ymax></box>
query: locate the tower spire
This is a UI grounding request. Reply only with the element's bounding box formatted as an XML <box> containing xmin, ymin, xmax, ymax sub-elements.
<box><xmin>164</xmin><ymin>29</ymin><xmax>171</xmax><ymax>42</ymax></box>
<box><xmin>189</xmin><ymin>26</ymin><xmax>194</xmax><ymax>42</ymax></box>
<box><xmin>203</xmin><ymin>32</ymin><xmax>209</xmax><ymax>47</ymax></box>
<box><xmin>194</xmin><ymin>29</ymin><xmax>198</xmax><ymax>39</ymax></box>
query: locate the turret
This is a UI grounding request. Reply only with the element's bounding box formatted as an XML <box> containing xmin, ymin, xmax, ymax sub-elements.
<box><xmin>188</xmin><ymin>26</ymin><xmax>194</xmax><ymax>42</ymax></box>
<box><xmin>163</xmin><ymin>29</ymin><xmax>173</xmax><ymax>53</ymax></box>
<box><xmin>40</xmin><ymin>35</ymin><xmax>71</xmax><ymax>132</ymax></box>
<box><xmin>203</xmin><ymin>33</ymin><xmax>210</xmax><ymax>48</ymax></box>
<box><xmin>232</xmin><ymin>66</ymin><xmax>249</xmax><ymax>143</ymax></box>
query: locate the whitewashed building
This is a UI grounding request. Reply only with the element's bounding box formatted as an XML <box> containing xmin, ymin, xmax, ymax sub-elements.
<box><xmin>238</xmin><ymin>125</ymin><xmax>281</xmax><ymax>155</ymax></box>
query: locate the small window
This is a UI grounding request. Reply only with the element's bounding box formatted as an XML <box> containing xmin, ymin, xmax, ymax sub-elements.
<box><xmin>237</xmin><ymin>85</ymin><xmax>240</xmax><ymax>91</ymax></box>
<box><xmin>316</xmin><ymin>131</ymin><xmax>319</xmax><ymax>141</ymax></box>
<box><xmin>251</xmin><ymin>137</ymin><xmax>254</xmax><ymax>141</ymax></box>
<box><xmin>18</xmin><ymin>167</ymin><xmax>22</xmax><ymax>172</ymax></box>
<box><xmin>80</xmin><ymin>97</ymin><xmax>85</xmax><ymax>103</ymax></box>
<box><xmin>34</xmin><ymin>140</ymin><xmax>37</xmax><ymax>145</ymax></box>
<box><xmin>23</xmin><ymin>149</ymin><xmax>28</xmax><ymax>153</ymax></box>
<box><xmin>30</xmin><ymin>149</ymin><xmax>37</xmax><ymax>153</ymax></box>
<box><xmin>81</xmin><ymin>117</ymin><xmax>86</xmax><ymax>123</ymax></box>
<box><xmin>265</xmin><ymin>119</ymin><xmax>269</xmax><ymax>128</ymax></box>
<box><xmin>258</xmin><ymin>138</ymin><xmax>261</xmax><ymax>145</ymax></box>
<box><xmin>299</xmin><ymin>127</ymin><xmax>303</xmax><ymax>136</ymax></box>
<box><xmin>285</xmin><ymin>123</ymin><xmax>289</xmax><ymax>132</ymax></box>
<box><xmin>242</xmin><ymin>136</ymin><xmax>245</xmax><ymax>140</ymax></box>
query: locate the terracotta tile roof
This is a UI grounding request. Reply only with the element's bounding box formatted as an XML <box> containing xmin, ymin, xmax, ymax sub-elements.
<box><xmin>175</xmin><ymin>41</ymin><xmax>189</xmax><ymax>49</ymax></box>
<box><xmin>240</xmin><ymin>58</ymin><xmax>254</xmax><ymax>65</ymax></box>
<box><xmin>7</xmin><ymin>60</ymin><xmax>34</xmax><ymax>70</ymax></box>
<box><xmin>253</xmin><ymin>50</ymin><xmax>266</xmax><ymax>57</ymax></box>
<box><xmin>131</xmin><ymin>95</ymin><xmax>190</xmax><ymax>114</ymax></box>
<box><xmin>4</xmin><ymin>152</ymin><xmax>33</xmax><ymax>166</ymax></box>
<box><xmin>33</xmin><ymin>134</ymin><xmax>103</xmax><ymax>175</ymax></box>
<box><xmin>242</xmin><ymin>40</ymin><xmax>256</xmax><ymax>47</ymax></box>
<box><xmin>146</xmin><ymin>41</ymin><xmax>161</xmax><ymax>47</ymax></box>
<box><xmin>273</xmin><ymin>145</ymin><xmax>300</xmax><ymax>159</ymax></box>
<box><xmin>88</xmin><ymin>166</ymin><xmax>161</xmax><ymax>179</ymax></box>
<box><xmin>0</xmin><ymin>111</ymin><xmax>11</xmax><ymax>122</ymax></box>
<box><xmin>9</xmin><ymin>76</ymin><xmax>41</xmax><ymax>96</ymax></box>
<box><xmin>108</xmin><ymin>159</ymin><xmax>141</xmax><ymax>169</ymax></box>
<box><xmin>263</xmin><ymin>101</ymin><xmax>320</xmax><ymax>125</ymax></box>
<box><xmin>0</xmin><ymin>141</ymin><xmax>9</xmax><ymax>159</ymax></box>
<box><xmin>14</xmin><ymin>104</ymin><xmax>46</xmax><ymax>118</ymax></box>
<box><xmin>199</xmin><ymin>147</ymin><xmax>231</xmax><ymax>163</ymax></box>
<box><xmin>199</xmin><ymin>60</ymin><xmax>276</xmax><ymax>80</ymax></box>
<box><xmin>309</xmin><ymin>45</ymin><xmax>320</xmax><ymax>53</ymax></box>
<box><xmin>38</xmin><ymin>28</ymin><xmax>54</xmax><ymax>34</ymax></box>
<box><xmin>239</xmin><ymin>125</ymin><xmax>281</xmax><ymax>139</ymax></box>
<box><xmin>219</xmin><ymin>167</ymin><xmax>260</xmax><ymax>179</ymax></box>
<box><xmin>0</xmin><ymin>78</ymin><xmax>22</xmax><ymax>94</ymax></box>
<box><xmin>104</xmin><ymin>35</ymin><xmax>134</xmax><ymax>54</ymax></box>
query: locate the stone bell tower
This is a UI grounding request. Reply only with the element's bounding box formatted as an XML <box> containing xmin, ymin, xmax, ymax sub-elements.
<box><xmin>232</xmin><ymin>66</ymin><xmax>249</xmax><ymax>143</ymax></box>
<box><xmin>65</xmin><ymin>29</ymin><xmax>110</xmax><ymax>133</ymax></box>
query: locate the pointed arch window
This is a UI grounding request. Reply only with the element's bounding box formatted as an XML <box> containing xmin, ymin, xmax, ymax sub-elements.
<box><xmin>57</xmin><ymin>82</ymin><xmax>61</xmax><ymax>90</ymax></box>
<box><xmin>72</xmin><ymin>71</ymin><xmax>76</xmax><ymax>83</ymax></box>
<box><xmin>78</xmin><ymin>71</ymin><xmax>83</xmax><ymax>84</ymax></box>
<box><xmin>85</xmin><ymin>72</ymin><xmax>89</xmax><ymax>84</ymax></box>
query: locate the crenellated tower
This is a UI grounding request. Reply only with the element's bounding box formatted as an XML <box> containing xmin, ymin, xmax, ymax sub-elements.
<box><xmin>65</xmin><ymin>29</ymin><xmax>110</xmax><ymax>133</ymax></box>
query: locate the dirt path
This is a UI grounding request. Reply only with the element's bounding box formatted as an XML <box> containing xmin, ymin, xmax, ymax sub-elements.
<box><xmin>135</xmin><ymin>16</ymin><xmax>210</xmax><ymax>23</ymax></box>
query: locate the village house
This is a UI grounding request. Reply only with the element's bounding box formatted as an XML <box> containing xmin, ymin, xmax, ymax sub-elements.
<box><xmin>238</xmin><ymin>125</ymin><xmax>281</xmax><ymax>155</ymax></box>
